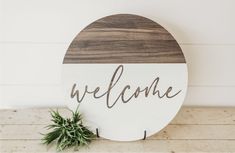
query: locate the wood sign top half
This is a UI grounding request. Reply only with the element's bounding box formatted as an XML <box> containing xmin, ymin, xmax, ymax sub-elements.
<box><xmin>63</xmin><ymin>14</ymin><xmax>185</xmax><ymax>64</ymax></box>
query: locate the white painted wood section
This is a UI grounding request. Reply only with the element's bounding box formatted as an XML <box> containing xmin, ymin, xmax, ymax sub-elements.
<box><xmin>185</xmin><ymin>86</ymin><xmax>235</xmax><ymax>106</ymax></box>
<box><xmin>0</xmin><ymin>84</ymin><xmax>64</xmax><ymax>108</ymax></box>
<box><xmin>1</xmin><ymin>0</ymin><xmax>235</xmax><ymax>44</ymax></box>
<box><xmin>0</xmin><ymin>0</ymin><xmax>3</xmax><ymax>42</ymax></box>
<box><xmin>0</xmin><ymin>43</ymin><xmax>67</xmax><ymax>84</ymax></box>
<box><xmin>1</xmin><ymin>86</ymin><xmax>235</xmax><ymax>107</ymax></box>
<box><xmin>182</xmin><ymin>45</ymin><xmax>235</xmax><ymax>86</ymax></box>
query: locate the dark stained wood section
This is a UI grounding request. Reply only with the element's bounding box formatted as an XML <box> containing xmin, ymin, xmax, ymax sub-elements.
<box><xmin>63</xmin><ymin>14</ymin><xmax>185</xmax><ymax>63</ymax></box>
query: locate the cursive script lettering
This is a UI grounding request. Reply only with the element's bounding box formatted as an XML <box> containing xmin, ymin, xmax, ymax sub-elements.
<box><xmin>70</xmin><ymin>65</ymin><xmax>181</xmax><ymax>109</ymax></box>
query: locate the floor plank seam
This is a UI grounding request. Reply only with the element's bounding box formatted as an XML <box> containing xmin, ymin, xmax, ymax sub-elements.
<box><xmin>1</xmin><ymin>124</ymin><xmax>235</xmax><ymax>125</ymax></box>
<box><xmin>1</xmin><ymin>139</ymin><xmax>235</xmax><ymax>141</ymax></box>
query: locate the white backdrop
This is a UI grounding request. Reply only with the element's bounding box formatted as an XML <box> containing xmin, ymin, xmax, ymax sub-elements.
<box><xmin>1</xmin><ymin>0</ymin><xmax>235</xmax><ymax>108</ymax></box>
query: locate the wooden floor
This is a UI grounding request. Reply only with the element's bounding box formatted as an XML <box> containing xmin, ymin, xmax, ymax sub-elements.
<box><xmin>0</xmin><ymin>107</ymin><xmax>235</xmax><ymax>153</ymax></box>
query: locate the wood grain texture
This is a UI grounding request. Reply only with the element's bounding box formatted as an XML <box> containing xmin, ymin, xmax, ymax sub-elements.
<box><xmin>1</xmin><ymin>140</ymin><xmax>235</xmax><ymax>153</ymax></box>
<box><xmin>63</xmin><ymin>14</ymin><xmax>185</xmax><ymax>64</ymax></box>
<box><xmin>1</xmin><ymin>107</ymin><xmax>235</xmax><ymax>125</ymax></box>
<box><xmin>1</xmin><ymin>124</ymin><xmax>235</xmax><ymax>140</ymax></box>
<box><xmin>1</xmin><ymin>107</ymin><xmax>235</xmax><ymax>152</ymax></box>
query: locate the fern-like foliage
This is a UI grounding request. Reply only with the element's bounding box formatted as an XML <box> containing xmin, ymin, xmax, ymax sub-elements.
<box><xmin>41</xmin><ymin>108</ymin><xmax>95</xmax><ymax>151</ymax></box>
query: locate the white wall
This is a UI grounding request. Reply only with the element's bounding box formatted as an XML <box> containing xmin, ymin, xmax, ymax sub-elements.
<box><xmin>1</xmin><ymin>0</ymin><xmax>235</xmax><ymax>108</ymax></box>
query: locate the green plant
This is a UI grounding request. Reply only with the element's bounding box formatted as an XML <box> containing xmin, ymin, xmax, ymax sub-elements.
<box><xmin>41</xmin><ymin>108</ymin><xmax>95</xmax><ymax>151</ymax></box>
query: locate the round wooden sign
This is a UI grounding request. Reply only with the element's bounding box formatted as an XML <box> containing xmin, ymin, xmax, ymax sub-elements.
<box><xmin>62</xmin><ymin>14</ymin><xmax>188</xmax><ymax>141</ymax></box>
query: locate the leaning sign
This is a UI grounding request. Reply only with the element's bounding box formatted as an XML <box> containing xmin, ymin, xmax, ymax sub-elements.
<box><xmin>62</xmin><ymin>14</ymin><xmax>188</xmax><ymax>141</ymax></box>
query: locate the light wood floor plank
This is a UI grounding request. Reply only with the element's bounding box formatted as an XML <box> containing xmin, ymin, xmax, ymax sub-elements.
<box><xmin>1</xmin><ymin>139</ymin><xmax>235</xmax><ymax>153</ymax></box>
<box><xmin>1</xmin><ymin>107</ymin><xmax>235</xmax><ymax>152</ymax></box>
<box><xmin>1</xmin><ymin>124</ymin><xmax>235</xmax><ymax>140</ymax></box>
<box><xmin>0</xmin><ymin>107</ymin><xmax>235</xmax><ymax>125</ymax></box>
